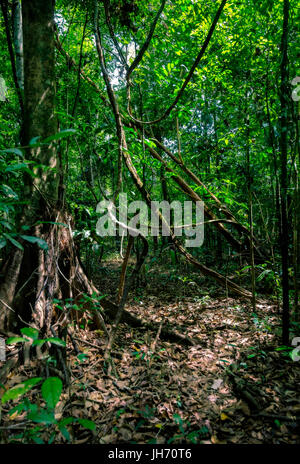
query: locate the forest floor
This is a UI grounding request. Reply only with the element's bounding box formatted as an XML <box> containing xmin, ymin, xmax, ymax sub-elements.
<box><xmin>1</xmin><ymin>259</ymin><xmax>299</xmax><ymax>444</ymax></box>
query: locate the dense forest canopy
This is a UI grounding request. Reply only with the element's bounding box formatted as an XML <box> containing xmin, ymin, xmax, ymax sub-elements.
<box><xmin>0</xmin><ymin>0</ymin><xmax>299</xmax><ymax>446</ymax></box>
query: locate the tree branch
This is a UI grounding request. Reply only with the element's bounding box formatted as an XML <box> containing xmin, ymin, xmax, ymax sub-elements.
<box><xmin>126</xmin><ymin>0</ymin><xmax>167</xmax><ymax>78</ymax></box>
<box><xmin>127</xmin><ymin>0</ymin><xmax>227</xmax><ymax>125</ymax></box>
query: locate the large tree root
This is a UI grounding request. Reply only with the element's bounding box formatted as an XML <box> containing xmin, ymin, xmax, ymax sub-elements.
<box><xmin>98</xmin><ymin>297</ymin><xmax>196</xmax><ymax>347</ymax></box>
<box><xmin>0</xmin><ymin>211</ymin><xmax>108</xmax><ymax>336</ymax></box>
<box><xmin>0</xmin><ymin>208</ymin><xmax>193</xmax><ymax>347</ymax></box>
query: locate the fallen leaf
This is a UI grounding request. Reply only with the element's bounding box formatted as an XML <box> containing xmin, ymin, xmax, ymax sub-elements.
<box><xmin>212</xmin><ymin>379</ymin><xmax>223</xmax><ymax>390</ymax></box>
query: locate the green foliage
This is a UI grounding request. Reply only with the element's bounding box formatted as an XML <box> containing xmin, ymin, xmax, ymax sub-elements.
<box><xmin>251</xmin><ymin>313</ymin><xmax>272</xmax><ymax>333</ymax></box>
<box><xmin>1</xmin><ymin>375</ymin><xmax>96</xmax><ymax>444</ymax></box>
<box><xmin>0</xmin><ymin>148</ymin><xmax>30</xmax><ymax>249</ymax></box>
<box><xmin>167</xmin><ymin>414</ymin><xmax>210</xmax><ymax>444</ymax></box>
<box><xmin>41</xmin><ymin>377</ymin><xmax>63</xmax><ymax>409</ymax></box>
<box><xmin>6</xmin><ymin>327</ymin><xmax>66</xmax><ymax>349</ymax></box>
<box><xmin>1</xmin><ymin>378</ymin><xmax>42</xmax><ymax>404</ymax></box>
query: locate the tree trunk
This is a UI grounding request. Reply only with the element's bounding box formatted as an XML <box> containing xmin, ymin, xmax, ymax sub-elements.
<box><xmin>22</xmin><ymin>0</ymin><xmax>58</xmax><ymax>204</ymax></box>
<box><xmin>0</xmin><ymin>0</ymin><xmax>106</xmax><ymax>337</ymax></box>
<box><xmin>279</xmin><ymin>0</ymin><xmax>290</xmax><ymax>344</ymax></box>
<box><xmin>12</xmin><ymin>0</ymin><xmax>24</xmax><ymax>91</ymax></box>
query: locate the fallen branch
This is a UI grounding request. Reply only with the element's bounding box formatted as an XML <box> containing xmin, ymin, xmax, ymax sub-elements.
<box><xmin>99</xmin><ymin>297</ymin><xmax>196</xmax><ymax>346</ymax></box>
<box><xmin>226</xmin><ymin>369</ymin><xmax>261</xmax><ymax>412</ymax></box>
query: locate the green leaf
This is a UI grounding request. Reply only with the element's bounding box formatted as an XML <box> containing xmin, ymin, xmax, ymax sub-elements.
<box><xmin>0</xmin><ymin>238</ymin><xmax>7</xmax><ymax>249</ymax></box>
<box><xmin>77</xmin><ymin>353</ymin><xmax>88</xmax><ymax>362</ymax></box>
<box><xmin>28</xmin><ymin>409</ymin><xmax>56</xmax><ymax>424</ymax></box>
<box><xmin>41</xmin><ymin>377</ymin><xmax>63</xmax><ymax>409</ymax></box>
<box><xmin>43</xmin><ymin>129</ymin><xmax>77</xmax><ymax>144</ymax></box>
<box><xmin>31</xmin><ymin>339</ymin><xmax>46</xmax><ymax>347</ymax></box>
<box><xmin>1</xmin><ymin>148</ymin><xmax>24</xmax><ymax>157</ymax></box>
<box><xmin>8</xmin><ymin>403</ymin><xmax>27</xmax><ymax>417</ymax></box>
<box><xmin>3</xmin><ymin>234</ymin><xmax>23</xmax><ymax>250</ymax></box>
<box><xmin>1</xmin><ymin>378</ymin><xmax>42</xmax><ymax>404</ymax></box>
<box><xmin>45</xmin><ymin>337</ymin><xmax>66</xmax><ymax>347</ymax></box>
<box><xmin>1</xmin><ymin>185</ymin><xmax>19</xmax><ymax>198</ymax></box>
<box><xmin>59</xmin><ymin>426</ymin><xmax>71</xmax><ymax>442</ymax></box>
<box><xmin>20</xmin><ymin>235</ymin><xmax>49</xmax><ymax>251</ymax></box>
<box><xmin>21</xmin><ymin>327</ymin><xmax>39</xmax><ymax>340</ymax></box>
<box><xmin>275</xmin><ymin>345</ymin><xmax>291</xmax><ymax>351</ymax></box>
<box><xmin>6</xmin><ymin>337</ymin><xmax>26</xmax><ymax>345</ymax></box>
<box><xmin>5</xmin><ymin>163</ymin><xmax>29</xmax><ymax>173</ymax></box>
<box><xmin>0</xmin><ymin>220</ymin><xmax>13</xmax><ymax>230</ymax></box>
<box><xmin>58</xmin><ymin>417</ymin><xmax>74</xmax><ymax>428</ymax></box>
<box><xmin>48</xmin><ymin>432</ymin><xmax>56</xmax><ymax>444</ymax></box>
<box><xmin>257</xmin><ymin>269</ymin><xmax>270</xmax><ymax>281</ymax></box>
<box><xmin>29</xmin><ymin>136</ymin><xmax>41</xmax><ymax>147</ymax></box>
<box><xmin>143</xmin><ymin>138</ymin><xmax>157</xmax><ymax>149</ymax></box>
<box><xmin>77</xmin><ymin>418</ymin><xmax>96</xmax><ymax>431</ymax></box>
<box><xmin>32</xmin><ymin>436</ymin><xmax>45</xmax><ymax>444</ymax></box>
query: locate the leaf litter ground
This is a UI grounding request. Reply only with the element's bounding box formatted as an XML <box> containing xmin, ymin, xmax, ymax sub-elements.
<box><xmin>1</xmin><ymin>260</ymin><xmax>299</xmax><ymax>444</ymax></box>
